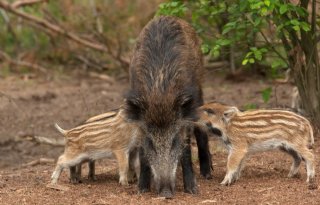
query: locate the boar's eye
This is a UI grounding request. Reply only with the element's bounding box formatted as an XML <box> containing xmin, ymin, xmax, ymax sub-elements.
<box><xmin>171</xmin><ymin>136</ymin><xmax>181</xmax><ymax>151</ymax></box>
<box><xmin>203</xmin><ymin>108</ymin><xmax>215</xmax><ymax>115</ymax></box>
<box><xmin>181</xmin><ymin>97</ymin><xmax>194</xmax><ymax>118</ymax></box>
<box><xmin>145</xmin><ymin>137</ymin><xmax>156</xmax><ymax>153</ymax></box>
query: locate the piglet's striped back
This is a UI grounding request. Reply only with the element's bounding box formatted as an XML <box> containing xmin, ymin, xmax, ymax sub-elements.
<box><xmin>231</xmin><ymin>109</ymin><xmax>314</xmax><ymax>147</ymax></box>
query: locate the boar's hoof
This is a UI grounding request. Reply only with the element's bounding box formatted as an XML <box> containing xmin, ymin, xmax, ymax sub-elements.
<box><xmin>88</xmin><ymin>175</ymin><xmax>97</xmax><ymax>181</ymax></box>
<box><xmin>204</xmin><ymin>173</ymin><xmax>213</xmax><ymax>180</ymax></box>
<box><xmin>159</xmin><ymin>189</ymin><xmax>174</xmax><ymax>199</ymax></box>
<box><xmin>138</xmin><ymin>188</ymin><xmax>150</xmax><ymax>194</ymax></box>
<box><xmin>184</xmin><ymin>186</ymin><xmax>198</xmax><ymax>194</ymax></box>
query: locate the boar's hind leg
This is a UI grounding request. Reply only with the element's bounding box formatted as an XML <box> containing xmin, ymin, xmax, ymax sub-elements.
<box><xmin>138</xmin><ymin>147</ymin><xmax>151</xmax><ymax>193</ymax></box>
<box><xmin>194</xmin><ymin>126</ymin><xmax>212</xmax><ymax>179</ymax></box>
<box><xmin>88</xmin><ymin>160</ymin><xmax>97</xmax><ymax>181</ymax></box>
<box><xmin>181</xmin><ymin>138</ymin><xmax>198</xmax><ymax>194</ymax></box>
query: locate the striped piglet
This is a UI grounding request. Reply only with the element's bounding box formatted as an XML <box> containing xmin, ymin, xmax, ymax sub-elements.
<box><xmin>50</xmin><ymin>108</ymin><xmax>141</xmax><ymax>186</ymax></box>
<box><xmin>196</xmin><ymin>102</ymin><xmax>317</xmax><ymax>189</ymax></box>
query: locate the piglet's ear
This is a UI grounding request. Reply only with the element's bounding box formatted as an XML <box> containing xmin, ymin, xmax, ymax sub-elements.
<box><xmin>223</xmin><ymin>107</ymin><xmax>239</xmax><ymax>123</ymax></box>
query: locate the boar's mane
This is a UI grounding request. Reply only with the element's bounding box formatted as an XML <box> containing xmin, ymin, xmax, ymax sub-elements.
<box><xmin>126</xmin><ymin>16</ymin><xmax>203</xmax><ymax>127</ymax></box>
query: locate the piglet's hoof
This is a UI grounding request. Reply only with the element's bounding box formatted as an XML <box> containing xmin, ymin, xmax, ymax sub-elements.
<box><xmin>138</xmin><ymin>188</ymin><xmax>150</xmax><ymax>194</ymax></box>
<box><xmin>308</xmin><ymin>180</ymin><xmax>318</xmax><ymax>190</ymax></box>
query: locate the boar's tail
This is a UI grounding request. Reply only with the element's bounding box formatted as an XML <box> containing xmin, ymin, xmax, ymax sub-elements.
<box><xmin>54</xmin><ymin>123</ymin><xmax>67</xmax><ymax>136</ymax></box>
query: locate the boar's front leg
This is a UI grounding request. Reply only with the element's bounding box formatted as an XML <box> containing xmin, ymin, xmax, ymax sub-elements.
<box><xmin>181</xmin><ymin>138</ymin><xmax>198</xmax><ymax>194</ymax></box>
<box><xmin>194</xmin><ymin>126</ymin><xmax>212</xmax><ymax>179</ymax></box>
<box><xmin>138</xmin><ymin>147</ymin><xmax>151</xmax><ymax>193</ymax></box>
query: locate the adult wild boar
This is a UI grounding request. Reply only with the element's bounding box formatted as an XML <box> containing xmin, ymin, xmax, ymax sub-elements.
<box><xmin>125</xmin><ymin>16</ymin><xmax>211</xmax><ymax>198</ymax></box>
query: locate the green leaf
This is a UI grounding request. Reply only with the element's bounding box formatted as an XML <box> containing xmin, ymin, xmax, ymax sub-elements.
<box><xmin>264</xmin><ymin>0</ymin><xmax>270</xmax><ymax>7</ymax></box>
<box><xmin>261</xmin><ymin>87</ymin><xmax>272</xmax><ymax>103</ymax></box>
<box><xmin>290</xmin><ymin>19</ymin><xmax>300</xmax><ymax>25</ymax></box>
<box><xmin>279</xmin><ymin>5</ymin><xmax>288</xmax><ymax>14</ymax></box>
<box><xmin>242</xmin><ymin>59</ymin><xmax>249</xmax><ymax>65</ymax></box>
<box><xmin>217</xmin><ymin>39</ymin><xmax>231</xmax><ymax>46</ymax></box>
<box><xmin>300</xmin><ymin>22</ymin><xmax>311</xmax><ymax>31</ymax></box>
<box><xmin>260</xmin><ymin>7</ymin><xmax>268</xmax><ymax>16</ymax></box>
<box><xmin>292</xmin><ymin>25</ymin><xmax>300</xmax><ymax>31</ymax></box>
<box><xmin>249</xmin><ymin>58</ymin><xmax>255</xmax><ymax>63</ymax></box>
<box><xmin>260</xmin><ymin>48</ymin><xmax>268</xmax><ymax>53</ymax></box>
<box><xmin>254</xmin><ymin>51</ymin><xmax>262</xmax><ymax>60</ymax></box>
<box><xmin>201</xmin><ymin>44</ymin><xmax>210</xmax><ymax>54</ymax></box>
<box><xmin>222</xmin><ymin>26</ymin><xmax>233</xmax><ymax>35</ymax></box>
<box><xmin>244</xmin><ymin>103</ymin><xmax>257</xmax><ymax>110</ymax></box>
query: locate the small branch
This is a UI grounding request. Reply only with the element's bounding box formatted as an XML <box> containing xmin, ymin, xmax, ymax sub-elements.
<box><xmin>33</xmin><ymin>136</ymin><xmax>65</xmax><ymax>146</ymax></box>
<box><xmin>0</xmin><ymin>49</ymin><xmax>47</xmax><ymax>72</ymax></box>
<box><xmin>0</xmin><ymin>0</ymin><xmax>130</xmax><ymax>68</ymax></box>
<box><xmin>245</xmin><ymin>14</ymin><xmax>289</xmax><ymax>65</ymax></box>
<box><xmin>22</xmin><ymin>158</ymin><xmax>55</xmax><ymax>167</ymax></box>
<box><xmin>12</xmin><ymin>0</ymin><xmax>48</xmax><ymax>9</ymax></box>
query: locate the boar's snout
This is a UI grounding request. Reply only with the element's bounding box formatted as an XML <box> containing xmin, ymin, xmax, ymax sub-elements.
<box><xmin>157</xmin><ymin>177</ymin><xmax>175</xmax><ymax>199</ymax></box>
<box><xmin>159</xmin><ymin>188</ymin><xmax>174</xmax><ymax>199</ymax></box>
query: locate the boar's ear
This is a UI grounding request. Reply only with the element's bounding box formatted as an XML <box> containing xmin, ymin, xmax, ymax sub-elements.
<box><xmin>223</xmin><ymin>107</ymin><xmax>239</xmax><ymax>123</ymax></box>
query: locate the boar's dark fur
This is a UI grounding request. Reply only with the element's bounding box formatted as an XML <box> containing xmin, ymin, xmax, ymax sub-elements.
<box><xmin>125</xmin><ymin>16</ymin><xmax>211</xmax><ymax>198</ymax></box>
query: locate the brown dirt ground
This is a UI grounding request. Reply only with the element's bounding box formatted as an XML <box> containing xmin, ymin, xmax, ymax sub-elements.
<box><xmin>0</xmin><ymin>70</ymin><xmax>319</xmax><ymax>204</ymax></box>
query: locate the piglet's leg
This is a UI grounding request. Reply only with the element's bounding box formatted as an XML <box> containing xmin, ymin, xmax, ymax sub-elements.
<box><xmin>296</xmin><ymin>147</ymin><xmax>317</xmax><ymax>189</ymax></box>
<box><xmin>114</xmin><ymin>150</ymin><xmax>129</xmax><ymax>186</ymax></box>
<box><xmin>50</xmin><ymin>156</ymin><xmax>65</xmax><ymax>184</ymax></box>
<box><xmin>88</xmin><ymin>161</ymin><xmax>97</xmax><ymax>181</ymax></box>
<box><xmin>76</xmin><ymin>163</ymin><xmax>82</xmax><ymax>182</ymax></box>
<box><xmin>221</xmin><ymin>149</ymin><xmax>247</xmax><ymax>186</ymax></box>
<box><xmin>69</xmin><ymin>166</ymin><xmax>79</xmax><ymax>184</ymax></box>
<box><xmin>128</xmin><ymin>148</ymin><xmax>140</xmax><ymax>183</ymax></box>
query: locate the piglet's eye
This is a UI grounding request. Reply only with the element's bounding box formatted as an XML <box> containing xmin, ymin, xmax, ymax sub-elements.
<box><xmin>204</xmin><ymin>108</ymin><xmax>215</xmax><ymax>115</ymax></box>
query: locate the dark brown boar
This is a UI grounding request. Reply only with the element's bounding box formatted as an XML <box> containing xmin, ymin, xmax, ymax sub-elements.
<box><xmin>125</xmin><ymin>16</ymin><xmax>211</xmax><ymax>198</ymax></box>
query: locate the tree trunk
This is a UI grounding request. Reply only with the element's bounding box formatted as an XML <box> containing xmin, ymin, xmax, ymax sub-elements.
<box><xmin>283</xmin><ymin>0</ymin><xmax>320</xmax><ymax>130</ymax></box>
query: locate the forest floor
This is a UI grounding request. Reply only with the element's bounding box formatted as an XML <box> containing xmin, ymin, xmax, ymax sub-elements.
<box><xmin>0</xmin><ymin>70</ymin><xmax>319</xmax><ymax>204</ymax></box>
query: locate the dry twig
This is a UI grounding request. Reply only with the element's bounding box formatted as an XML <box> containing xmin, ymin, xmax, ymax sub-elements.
<box><xmin>22</xmin><ymin>158</ymin><xmax>55</xmax><ymax>167</ymax></box>
<box><xmin>11</xmin><ymin>0</ymin><xmax>48</xmax><ymax>9</ymax></box>
<box><xmin>0</xmin><ymin>49</ymin><xmax>47</xmax><ymax>72</ymax></box>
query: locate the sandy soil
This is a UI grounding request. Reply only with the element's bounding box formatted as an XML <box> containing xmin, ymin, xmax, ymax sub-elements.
<box><xmin>1</xmin><ymin>70</ymin><xmax>319</xmax><ymax>204</ymax></box>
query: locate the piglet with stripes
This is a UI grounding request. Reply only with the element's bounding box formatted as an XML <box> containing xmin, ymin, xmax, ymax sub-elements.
<box><xmin>196</xmin><ymin>102</ymin><xmax>317</xmax><ymax>189</ymax></box>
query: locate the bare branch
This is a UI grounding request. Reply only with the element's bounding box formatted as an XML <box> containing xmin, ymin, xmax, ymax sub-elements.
<box><xmin>245</xmin><ymin>14</ymin><xmax>289</xmax><ymax>65</ymax></box>
<box><xmin>0</xmin><ymin>49</ymin><xmax>47</xmax><ymax>72</ymax></box>
<box><xmin>33</xmin><ymin>136</ymin><xmax>65</xmax><ymax>146</ymax></box>
<box><xmin>11</xmin><ymin>0</ymin><xmax>48</xmax><ymax>9</ymax></box>
<box><xmin>0</xmin><ymin>0</ymin><xmax>130</xmax><ymax>68</ymax></box>
<box><xmin>22</xmin><ymin>158</ymin><xmax>55</xmax><ymax>167</ymax></box>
